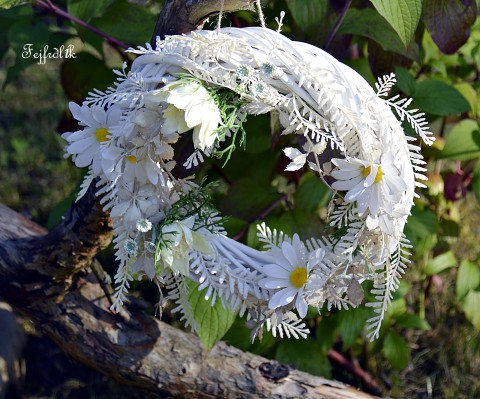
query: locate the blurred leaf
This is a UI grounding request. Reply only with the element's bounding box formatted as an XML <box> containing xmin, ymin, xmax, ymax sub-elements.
<box><xmin>275</xmin><ymin>337</ymin><xmax>331</xmax><ymax>377</ymax></box>
<box><xmin>456</xmin><ymin>260</ymin><xmax>480</xmax><ymax>300</ymax></box>
<box><xmin>395</xmin><ymin>313</ymin><xmax>431</xmax><ymax>330</ymax></box>
<box><xmin>0</xmin><ymin>0</ymin><xmax>29</xmax><ymax>9</ymax></box>
<box><xmin>60</xmin><ymin>52</ymin><xmax>116</xmax><ymax>102</ymax></box>
<box><xmin>285</xmin><ymin>0</ymin><xmax>328</xmax><ymax>34</ymax></box>
<box><xmin>217</xmin><ymin>178</ymin><xmax>279</xmax><ymax>220</ymax></box>
<box><xmin>370</xmin><ymin>0</ymin><xmax>422</xmax><ymax>47</ymax></box>
<box><xmin>339</xmin><ymin>8</ymin><xmax>416</xmax><ymax>57</ymax></box>
<box><xmin>315</xmin><ymin>313</ymin><xmax>339</xmax><ymax>353</ymax></box>
<box><xmin>405</xmin><ymin>206</ymin><xmax>439</xmax><ymax>239</ymax></box>
<box><xmin>463</xmin><ymin>290</ymin><xmax>480</xmax><ymax>330</ymax></box>
<box><xmin>439</xmin><ymin>119</ymin><xmax>480</xmax><ymax>161</ymax></box>
<box><xmin>368</xmin><ymin>39</ymin><xmax>413</xmax><ymax>77</ymax></box>
<box><xmin>244</xmin><ymin>114</ymin><xmax>272</xmax><ymax>154</ymax></box>
<box><xmin>413</xmin><ymin>80</ymin><xmax>470</xmax><ymax>116</ymax></box>
<box><xmin>424</xmin><ymin>251</ymin><xmax>457</xmax><ymax>276</ymax></box>
<box><xmin>422</xmin><ymin>0</ymin><xmax>478</xmax><ymax>54</ymax></box>
<box><xmin>383</xmin><ymin>331</ymin><xmax>410</xmax><ymax>369</ymax></box>
<box><xmin>5</xmin><ymin>20</ymin><xmax>50</xmax><ymax>85</ymax></box>
<box><xmin>92</xmin><ymin>0</ymin><xmax>156</xmax><ymax>46</ymax></box>
<box><xmin>222</xmin><ymin>316</ymin><xmax>277</xmax><ymax>354</ymax></box>
<box><xmin>187</xmin><ymin>280</ymin><xmax>237</xmax><ymax>351</ymax></box>
<box><xmin>454</xmin><ymin>82</ymin><xmax>478</xmax><ymax>118</ymax></box>
<box><xmin>294</xmin><ymin>171</ymin><xmax>331</xmax><ymax>213</ymax></box>
<box><xmin>395</xmin><ymin>66</ymin><xmax>417</xmax><ymax>96</ymax></box>
<box><xmin>67</xmin><ymin>0</ymin><xmax>116</xmax><ymax>23</ymax></box>
<box><xmin>473</xmin><ymin>160</ymin><xmax>480</xmax><ymax>202</ymax></box>
<box><xmin>338</xmin><ymin>307</ymin><xmax>371</xmax><ymax>348</ymax></box>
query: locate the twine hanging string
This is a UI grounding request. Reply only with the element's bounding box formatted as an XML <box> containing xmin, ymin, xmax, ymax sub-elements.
<box><xmin>255</xmin><ymin>0</ymin><xmax>266</xmax><ymax>28</ymax></box>
<box><xmin>217</xmin><ymin>0</ymin><xmax>266</xmax><ymax>31</ymax></box>
<box><xmin>217</xmin><ymin>0</ymin><xmax>225</xmax><ymax>32</ymax></box>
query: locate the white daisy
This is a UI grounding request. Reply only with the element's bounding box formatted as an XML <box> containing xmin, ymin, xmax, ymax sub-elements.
<box><xmin>159</xmin><ymin>80</ymin><xmax>222</xmax><ymax>151</ymax></box>
<box><xmin>259</xmin><ymin>234</ymin><xmax>316</xmax><ymax>318</ymax></box>
<box><xmin>331</xmin><ymin>152</ymin><xmax>407</xmax><ymax>217</ymax></box>
<box><xmin>62</xmin><ymin>102</ymin><xmax>122</xmax><ymax>174</ymax></box>
<box><xmin>159</xmin><ymin>216</ymin><xmax>214</xmax><ymax>276</ymax></box>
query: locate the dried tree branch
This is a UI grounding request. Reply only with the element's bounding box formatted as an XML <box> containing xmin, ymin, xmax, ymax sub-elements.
<box><xmin>0</xmin><ymin>1</ymin><xmax>380</xmax><ymax>397</ymax></box>
<box><xmin>0</xmin><ymin>204</ymin><xmax>379</xmax><ymax>398</ymax></box>
<box><xmin>150</xmin><ymin>0</ymin><xmax>255</xmax><ymax>43</ymax></box>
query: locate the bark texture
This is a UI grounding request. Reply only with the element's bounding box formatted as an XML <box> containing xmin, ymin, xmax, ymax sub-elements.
<box><xmin>0</xmin><ymin>1</ymin><xmax>380</xmax><ymax>398</ymax></box>
<box><xmin>150</xmin><ymin>0</ymin><xmax>255</xmax><ymax>42</ymax></box>
<box><xmin>0</xmin><ymin>203</ymin><xmax>379</xmax><ymax>398</ymax></box>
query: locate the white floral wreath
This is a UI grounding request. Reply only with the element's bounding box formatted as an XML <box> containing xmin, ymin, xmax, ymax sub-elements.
<box><xmin>63</xmin><ymin>22</ymin><xmax>432</xmax><ymax>341</ymax></box>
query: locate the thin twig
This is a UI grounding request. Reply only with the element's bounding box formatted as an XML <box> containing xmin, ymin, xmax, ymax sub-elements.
<box><xmin>233</xmin><ymin>193</ymin><xmax>288</xmax><ymax>241</ymax></box>
<box><xmin>323</xmin><ymin>0</ymin><xmax>352</xmax><ymax>50</ymax></box>
<box><xmin>34</xmin><ymin>0</ymin><xmax>129</xmax><ymax>49</ymax></box>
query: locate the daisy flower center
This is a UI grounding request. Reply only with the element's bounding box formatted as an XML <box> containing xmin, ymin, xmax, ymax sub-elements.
<box><xmin>289</xmin><ymin>267</ymin><xmax>308</xmax><ymax>288</ymax></box>
<box><xmin>126</xmin><ymin>155</ymin><xmax>138</xmax><ymax>164</ymax></box>
<box><xmin>362</xmin><ymin>165</ymin><xmax>383</xmax><ymax>183</ymax></box>
<box><xmin>95</xmin><ymin>127</ymin><xmax>110</xmax><ymax>143</ymax></box>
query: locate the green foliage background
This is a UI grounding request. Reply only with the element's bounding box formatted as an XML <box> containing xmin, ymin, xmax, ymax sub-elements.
<box><xmin>1</xmin><ymin>0</ymin><xmax>480</xmax><ymax>397</ymax></box>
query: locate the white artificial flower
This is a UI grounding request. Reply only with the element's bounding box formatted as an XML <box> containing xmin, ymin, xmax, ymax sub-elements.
<box><xmin>110</xmin><ymin>183</ymin><xmax>159</xmax><ymax>229</ymax></box>
<box><xmin>158</xmin><ymin>80</ymin><xmax>222</xmax><ymax>151</ymax></box>
<box><xmin>331</xmin><ymin>152</ymin><xmax>407</xmax><ymax>218</ymax></box>
<box><xmin>62</xmin><ymin>102</ymin><xmax>122</xmax><ymax>174</ymax></box>
<box><xmin>283</xmin><ymin>147</ymin><xmax>307</xmax><ymax>171</ymax></box>
<box><xmin>259</xmin><ymin>234</ymin><xmax>317</xmax><ymax>318</ymax></box>
<box><xmin>159</xmin><ymin>216</ymin><xmax>214</xmax><ymax>275</ymax></box>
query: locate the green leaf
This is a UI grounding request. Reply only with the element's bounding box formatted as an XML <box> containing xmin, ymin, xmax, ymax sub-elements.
<box><xmin>424</xmin><ymin>251</ymin><xmax>457</xmax><ymax>276</ymax></box>
<box><xmin>463</xmin><ymin>290</ymin><xmax>480</xmax><ymax>330</ymax></box>
<box><xmin>395</xmin><ymin>66</ymin><xmax>417</xmax><ymax>96</ymax></box>
<box><xmin>456</xmin><ymin>260</ymin><xmax>480</xmax><ymax>300</ymax></box>
<box><xmin>370</xmin><ymin>0</ymin><xmax>422</xmax><ymax>47</ymax></box>
<box><xmin>339</xmin><ymin>8</ymin><xmax>416</xmax><ymax>57</ymax></box>
<box><xmin>60</xmin><ymin>52</ymin><xmax>116</xmax><ymax>102</ymax></box>
<box><xmin>295</xmin><ymin>171</ymin><xmax>331</xmax><ymax>213</ymax></box>
<box><xmin>315</xmin><ymin>313</ymin><xmax>339</xmax><ymax>353</ymax></box>
<box><xmin>338</xmin><ymin>307</ymin><xmax>371</xmax><ymax>348</ymax></box>
<box><xmin>413</xmin><ymin>80</ymin><xmax>470</xmax><ymax>116</ymax></box>
<box><xmin>187</xmin><ymin>280</ymin><xmax>237</xmax><ymax>351</ymax></box>
<box><xmin>0</xmin><ymin>0</ymin><xmax>29</xmax><ymax>9</ymax></box>
<box><xmin>67</xmin><ymin>0</ymin><xmax>115</xmax><ymax>23</ymax></box>
<box><xmin>383</xmin><ymin>331</ymin><xmax>410</xmax><ymax>369</ymax></box>
<box><xmin>92</xmin><ymin>0</ymin><xmax>156</xmax><ymax>45</ymax></box>
<box><xmin>439</xmin><ymin>120</ymin><xmax>480</xmax><ymax>161</ymax></box>
<box><xmin>285</xmin><ymin>0</ymin><xmax>328</xmax><ymax>34</ymax></box>
<box><xmin>422</xmin><ymin>0</ymin><xmax>478</xmax><ymax>54</ymax></box>
<box><xmin>395</xmin><ymin>313</ymin><xmax>431</xmax><ymax>330</ymax></box>
<box><xmin>217</xmin><ymin>178</ymin><xmax>280</xmax><ymax>221</ymax></box>
<box><xmin>275</xmin><ymin>337</ymin><xmax>331</xmax><ymax>378</ymax></box>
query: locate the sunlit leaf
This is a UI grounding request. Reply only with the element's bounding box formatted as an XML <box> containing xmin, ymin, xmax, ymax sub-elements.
<box><xmin>339</xmin><ymin>8</ymin><xmax>416</xmax><ymax>57</ymax></box>
<box><xmin>424</xmin><ymin>251</ymin><xmax>457</xmax><ymax>276</ymax></box>
<box><xmin>0</xmin><ymin>0</ymin><xmax>29</xmax><ymax>9</ymax></box>
<box><xmin>439</xmin><ymin>119</ymin><xmax>480</xmax><ymax>161</ymax></box>
<box><xmin>463</xmin><ymin>290</ymin><xmax>480</xmax><ymax>330</ymax></box>
<box><xmin>187</xmin><ymin>280</ymin><xmax>237</xmax><ymax>351</ymax></box>
<box><xmin>370</xmin><ymin>0</ymin><xmax>422</xmax><ymax>47</ymax></box>
<box><xmin>456</xmin><ymin>260</ymin><xmax>480</xmax><ymax>300</ymax></box>
<box><xmin>285</xmin><ymin>0</ymin><xmax>328</xmax><ymax>34</ymax></box>
<box><xmin>422</xmin><ymin>0</ymin><xmax>478</xmax><ymax>54</ymax></box>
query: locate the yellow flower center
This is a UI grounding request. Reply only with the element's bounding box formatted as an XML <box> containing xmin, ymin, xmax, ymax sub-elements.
<box><xmin>289</xmin><ymin>267</ymin><xmax>308</xmax><ymax>288</ymax></box>
<box><xmin>126</xmin><ymin>155</ymin><xmax>137</xmax><ymax>164</ymax></box>
<box><xmin>362</xmin><ymin>165</ymin><xmax>383</xmax><ymax>183</ymax></box>
<box><xmin>95</xmin><ymin>127</ymin><xmax>109</xmax><ymax>143</ymax></box>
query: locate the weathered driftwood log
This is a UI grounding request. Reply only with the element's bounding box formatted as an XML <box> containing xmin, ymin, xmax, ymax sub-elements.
<box><xmin>0</xmin><ymin>204</ymin><xmax>378</xmax><ymax>399</ymax></box>
<box><xmin>0</xmin><ymin>0</ymin><xmax>380</xmax><ymax>397</ymax></box>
